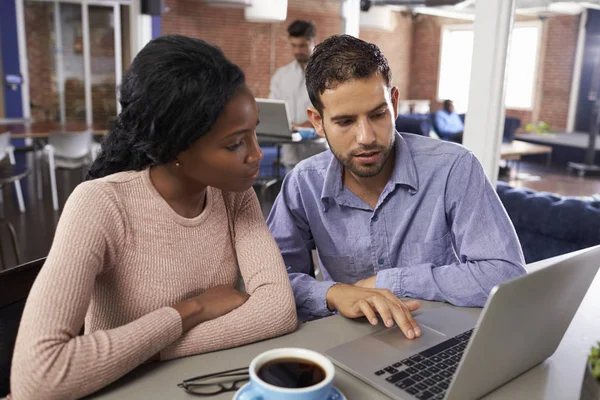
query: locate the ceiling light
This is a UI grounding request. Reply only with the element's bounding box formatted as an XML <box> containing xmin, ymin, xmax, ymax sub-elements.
<box><xmin>547</xmin><ymin>1</ymin><xmax>584</xmax><ymax>15</ymax></box>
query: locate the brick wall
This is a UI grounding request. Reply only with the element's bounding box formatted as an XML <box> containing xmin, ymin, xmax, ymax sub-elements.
<box><xmin>409</xmin><ymin>16</ymin><xmax>469</xmax><ymax>112</ymax></box>
<box><xmin>162</xmin><ymin>2</ymin><xmax>414</xmax><ymax>99</ymax></box>
<box><xmin>25</xmin><ymin>2</ymin><xmax>56</xmax><ymax>122</ymax></box>
<box><xmin>409</xmin><ymin>14</ymin><xmax>580</xmax><ymax>131</ymax></box>
<box><xmin>538</xmin><ymin>15</ymin><xmax>579</xmax><ymax>131</ymax></box>
<box><xmin>162</xmin><ymin>0</ymin><xmax>342</xmax><ymax>99</ymax></box>
<box><xmin>359</xmin><ymin>12</ymin><xmax>413</xmax><ymax>99</ymax></box>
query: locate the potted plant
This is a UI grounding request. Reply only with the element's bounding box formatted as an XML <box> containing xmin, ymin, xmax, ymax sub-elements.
<box><xmin>524</xmin><ymin>120</ymin><xmax>551</xmax><ymax>134</ymax></box>
<box><xmin>581</xmin><ymin>342</ymin><xmax>600</xmax><ymax>399</ymax></box>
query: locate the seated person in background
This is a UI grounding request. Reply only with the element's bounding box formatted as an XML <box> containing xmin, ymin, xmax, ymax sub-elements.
<box><xmin>269</xmin><ymin>19</ymin><xmax>327</xmax><ymax>171</ymax></box>
<box><xmin>434</xmin><ymin>99</ymin><xmax>464</xmax><ymax>143</ymax></box>
<box><xmin>267</xmin><ymin>35</ymin><xmax>526</xmax><ymax>339</ymax></box>
<box><xmin>10</xmin><ymin>35</ymin><xmax>297</xmax><ymax>400</ymax></box>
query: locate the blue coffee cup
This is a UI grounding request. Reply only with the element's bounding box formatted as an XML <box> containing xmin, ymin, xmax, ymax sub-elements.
<box><xmin>237</xmin><ymin>347</ymin><xmax>335</xmax><ymax>400</ymax></box>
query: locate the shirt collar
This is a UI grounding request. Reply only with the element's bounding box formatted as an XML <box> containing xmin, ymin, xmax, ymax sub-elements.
<box><xmin>321</xmin><ymin>132</ymin><xmax>419</xmax><ymax>203</ymax></box>
<box><xmin>293</xmin><ymin>60</ymin><xmax>305</xmax><ymax>74</ymax></box>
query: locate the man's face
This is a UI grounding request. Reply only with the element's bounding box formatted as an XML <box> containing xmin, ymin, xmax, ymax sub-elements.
<box><xmin>445</xmin><ymin>102</ymin><xmax>454</xmax><ymax>113</ymax></box>
<box><xmin>307</xmin><ymin>74</ymin><xmax>399</xmax><ymax>178</ymax></box>
<box><xmin>289</xmin><ymin>36</ymin><xmax>314</xmax><ymax>64</ymax></box>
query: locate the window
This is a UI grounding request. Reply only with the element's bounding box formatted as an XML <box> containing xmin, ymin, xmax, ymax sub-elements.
<box><xmin>505</xmin><ymin>26</ymin><xmax>541</xmax><ymax>109</ymax></box>
<box><xmin>437</xmin><ymin>22</ymin><xmax>542</xmax><ymax>113</ymax></box>
<box><xmin>22</xmin><ymin>0</ymin><xmax>131</xmax><ymax>128</ymax></box>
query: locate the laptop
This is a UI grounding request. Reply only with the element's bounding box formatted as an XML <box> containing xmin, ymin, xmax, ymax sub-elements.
<box><xmin>255</xmin><ymin>98</ymin><xmax>295</xmax><ymax>140</ymax></box>
<box><xmin>326</xmin><ymin>246</ymin><xmax>600</xmax><ymax>400</ymax></box>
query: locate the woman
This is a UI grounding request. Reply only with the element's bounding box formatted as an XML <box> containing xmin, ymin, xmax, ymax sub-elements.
<box><xmin>10</xmin><ymin>35</ymin><xmax>297</xmax><ymax>400</ymax></box>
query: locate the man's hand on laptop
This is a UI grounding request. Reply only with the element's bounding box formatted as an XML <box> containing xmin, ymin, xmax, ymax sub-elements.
<box><xmin>326</xmin><ymin>284</ymin><xmax>422</xmax><ymax>340</ymax></box>
<box><xmin>354</xmin><ymin>275</ymin><xmax>376</xmax><ymax>288</ymax></box>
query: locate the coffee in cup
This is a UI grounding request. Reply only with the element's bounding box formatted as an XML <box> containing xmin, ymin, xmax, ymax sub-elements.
<box><xmin>237</xmin><ymin>347</ymin><xmax>336</xmax><ymax>400</ymax></box>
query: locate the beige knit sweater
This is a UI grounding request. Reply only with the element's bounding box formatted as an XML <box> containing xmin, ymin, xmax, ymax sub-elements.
<box><xmin>10</xmin><ymin>169</ymin><xmax>298</xmax><ymax>400</ymax></box>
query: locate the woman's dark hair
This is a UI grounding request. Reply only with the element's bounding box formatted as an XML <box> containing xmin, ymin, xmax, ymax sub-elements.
<box><xmin>305</xmin><ymin>34</ymin><xmax>391</xmax><ymax>115</ymax></box>
<box><xmin>87</xmin><ymin>35</ymin><xmax>245</xmax><ymax>179</ymax></box>
<box><xmin>287</xmin><ymin>20</ymin><xmax>316</xmax><ymax>38</ymax></box>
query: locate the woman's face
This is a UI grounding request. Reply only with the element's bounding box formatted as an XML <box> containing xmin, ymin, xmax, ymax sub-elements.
<box><xmin>176</xmin><ymin>85</ymin><xmax>263</xmax><ymax>192</ymax></box>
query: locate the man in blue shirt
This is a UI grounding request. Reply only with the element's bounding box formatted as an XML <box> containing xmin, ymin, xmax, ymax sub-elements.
<box><xmin>434</xmin><ymin>100</ymin><xmax>464</xmax><ymax>143</ymax></box>
<box><xmin>267</xmin><ymin>35</ymin><xmax>525</xmax><ymax>340</ymax></box>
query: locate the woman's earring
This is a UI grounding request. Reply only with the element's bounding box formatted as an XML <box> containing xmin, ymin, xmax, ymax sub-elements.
<box><xmin>175</xmin><ymin>160</ymin><xmax>180</xmax><ymax>167</ymax></box>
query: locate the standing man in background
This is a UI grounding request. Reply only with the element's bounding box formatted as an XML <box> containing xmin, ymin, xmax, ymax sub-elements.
<box><xmin>269</xmin><ymin>20</ymin><xmax>327</xmax><ymax>171</ymax></box>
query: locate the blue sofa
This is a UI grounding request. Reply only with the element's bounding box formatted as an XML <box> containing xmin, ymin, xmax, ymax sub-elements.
<box><xmin>496</xmin><ymin>182</ymin><xmax>600</xmax><ymax>263</ymax></box>
<box><xmin>395</xmin><ymin>113</ymin><xmax>433</xmax><ymax>137</ymax></box>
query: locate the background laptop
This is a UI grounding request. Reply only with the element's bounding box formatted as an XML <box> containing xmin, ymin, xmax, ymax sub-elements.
<box><xmin>255</xmin><ymin>98</ymin><xmax>294</xmax><ymax>140</ymax></box>
<box><xmin>326</xmin><ymin>246</ymin><xmax>600</xmax><ymax>400</ymax></box>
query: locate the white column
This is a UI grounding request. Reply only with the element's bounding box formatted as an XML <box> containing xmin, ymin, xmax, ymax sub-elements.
<box><xmin>15</xmin><ymin>0</ymin><xmax>31</xmax><ymax>119</ymax></box>
<box><xmin>82</xmin><ymin>3</ymin><xmax>93</xmax><ymax>126</ymax></box>
<box><xmin>129</xmin><ymin>0</ymin><xmax>152</xmax><ymax>57</ymax></box>
<box><xmin>341</xmin><ymin>0</ymin><xmax>360</xmax><ymax>37</ymax></box>
<box><xmin>462</xmin><ymin>0</ymin><xmax>516</xmax><ymax>185</ymax></box>
<box><xmin>114</xmin><ymin>4</ymin><xmax>123</xmax><ymax>114</ymax></box>
<box><xmin>54</xmin><ymin>2</ymin><xmax>66</xmax><ymax>124</ymax></box>
<box><xmin>129</xmin><ymin>0</ymin><xmax>138</xmax><ymax>58</ymax></box>
<box><xmin>567</xmin><ymin>9</ymin><xmax>587</xmax><ymax>132</ymax></box>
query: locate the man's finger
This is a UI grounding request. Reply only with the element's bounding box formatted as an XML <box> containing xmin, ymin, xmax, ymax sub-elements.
<box><xmin>377</xmin><ymin>289</ymin><xmax>407</xmax><ymax>309</ymax></box>
<box><xmin>389</xmin><ymin>299</ymin><xmax>421</xmax><ymax>337</ymax></box>
<box><xmin>386</xmin><ymin>298</ymin><xmax>418</xmax><ymax>339</ymax></box>
<box><xmin>375</xmin><ymin>292</ymin><xmax>421</xmax><ymax>337</ymax></box>
<box><xmin>369</xmin><ymin>295</ymin><xmax>394</xmax><ymax>328</ymax></box>
<box><xmin>404</xmin><ymin>299</ymin><xmax>421</xmax><ymax>311</ymax></box>
<box><xmin>355</xmin><ymin>299</ymin><xmax>378</xmax><ymax>325</ymax></box>
<box><xmin>397</xmin><ymin>301</ymin><xmax>421</xmax><ymax>337</ymax></box>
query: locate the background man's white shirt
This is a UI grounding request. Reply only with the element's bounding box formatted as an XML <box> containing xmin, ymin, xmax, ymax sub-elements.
<box><xmin>269</xmin><ymin>60</ymin><xmax>327</xmax><ymax>168</ymax></box>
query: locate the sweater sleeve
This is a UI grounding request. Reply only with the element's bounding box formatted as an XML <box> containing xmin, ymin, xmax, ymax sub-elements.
<box><xmin>10</xmin><ymin>182</ymin><xmax>182</xmax><ymax>400</ymax></box>
<box><xmin>160</xmin><ymin>189</ymin><xmax>298</xmax><ymax>360</ymax></box>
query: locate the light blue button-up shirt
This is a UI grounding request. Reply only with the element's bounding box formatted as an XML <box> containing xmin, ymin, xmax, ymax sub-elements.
<box><xmin>434</xmin><ymin>110</ymin><xmax>464</xmax><ymax>139</ymax></box>
<box><xmin>267</xmin><ymin>132</ymin><xmax>526</xmax><ymax>321</ymax></box>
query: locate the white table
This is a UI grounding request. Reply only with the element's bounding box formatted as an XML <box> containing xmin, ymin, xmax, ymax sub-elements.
<box><xmin>87</xmin><ymin>250</ymin><xmax>600</xmax><ymax>399</ymax></box>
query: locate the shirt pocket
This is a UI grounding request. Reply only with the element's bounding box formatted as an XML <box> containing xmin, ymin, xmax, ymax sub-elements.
<box><xmin>401</xmin><ymin>232</ymin><xmax>457</xmax><ymax>267</ymax></box>
<box><xmin>317</xmin><ymin>252</ymin><xmax>358</xmax><ymax>284</ymax></box>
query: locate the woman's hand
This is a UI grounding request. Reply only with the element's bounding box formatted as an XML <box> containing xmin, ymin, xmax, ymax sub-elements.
<box><xmin>172</xmin><ymin>285</ymin><xmax>249</xmax><ymax>332</ymax></box>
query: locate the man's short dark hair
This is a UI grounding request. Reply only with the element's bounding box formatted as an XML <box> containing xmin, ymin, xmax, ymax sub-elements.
<box><xmin>287</xmin><ymin>20</ymin><xmax>316</xmax><ymax>38</ymax></box>
<box><xmin>305</xmin><ymin>35</ymin><xmax>392</xmax><ymax>114</ymax></box>
<box><xmin>443</xmin><ymin>100</ymin><xmax>453</xmax><ymax>108</ymax></box>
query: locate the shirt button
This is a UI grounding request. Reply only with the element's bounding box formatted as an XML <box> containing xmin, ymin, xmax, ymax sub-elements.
<box><xmin>378</xmin><ymin>258</ymin><xmax>384</xmax><ymax>265</ymax></box>
<box><xmin>372</xmin><ymin>215</ymin><xmax>378</xmax><ymax>222</ymax></box>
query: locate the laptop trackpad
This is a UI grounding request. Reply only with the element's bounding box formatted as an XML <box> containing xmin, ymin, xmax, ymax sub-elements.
<box><xmin>374</xmin><ymin>323</ymin><xmax>447</xmax><ymax>350</ymax></box>
<box><xmin>373</xmin><ymin>307</ymin><xmax>476</xmax><ymax>349</ymax></box>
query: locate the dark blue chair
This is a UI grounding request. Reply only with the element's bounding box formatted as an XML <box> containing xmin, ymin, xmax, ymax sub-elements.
<box><xmin>0</xmin><ymin>258</ymin><xmax>46</xmax><ymax>397</ymax></box>
<box><xmin>502</xmin><ymin>116</ymin><xmax>521</xmax><ymax>143</ymax></box>
<box><xmin>395</xmin><ymin>114</ymin><xmax>433</xmax><ymax>137</ymax></box>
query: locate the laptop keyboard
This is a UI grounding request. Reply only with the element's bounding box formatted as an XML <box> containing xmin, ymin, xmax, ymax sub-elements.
<box><xmin>373</xmin><ymin>329</ymin><xmax>473</xmax><ymax>400</ymax></box>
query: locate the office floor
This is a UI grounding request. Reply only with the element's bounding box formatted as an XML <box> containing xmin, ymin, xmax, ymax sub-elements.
<box><xmin>1</xmin><ymin>157</ymin><xmax>599</xmax><ymax>271</ymax></box>
<box><xmin>498</xmin><ymin>161</ymin><xmax>600</xmax><ymax>197</ymax></box>
<box><xmin>0</xmin><ymin>155</ymin><xmax>82</xmax><ymax>270</ymax></box>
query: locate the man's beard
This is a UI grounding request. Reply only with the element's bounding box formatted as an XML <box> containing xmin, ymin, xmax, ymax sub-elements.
<box><xmin>295</xmin><ymin>54</ymin><xmax>309</xmax><ymax>63</ymax></box>
<box><xmin>323</xmin><ymin>125</ymin><xmax>395</xmax><ymax>178</ymax></box>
